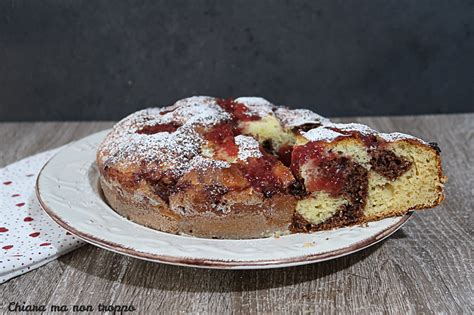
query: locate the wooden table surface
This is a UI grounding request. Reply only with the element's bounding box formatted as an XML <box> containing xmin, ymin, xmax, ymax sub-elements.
<box><xmin>0</xmin><ymin>114</ymin><xmax>472</xmax><ymax>314</ymax></box>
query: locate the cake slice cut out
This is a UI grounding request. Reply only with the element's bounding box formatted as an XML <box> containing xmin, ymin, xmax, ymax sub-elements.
<box><xmin>289</xmin><ymin>123</ymin><xmax>445</xmax><ymax>232</ymax></box>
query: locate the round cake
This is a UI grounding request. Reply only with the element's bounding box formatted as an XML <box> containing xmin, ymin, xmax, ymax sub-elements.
<box><xmin>96</xmin><ymin>96</ymin><xmax>445</xmax><ymax>239</ymax></box>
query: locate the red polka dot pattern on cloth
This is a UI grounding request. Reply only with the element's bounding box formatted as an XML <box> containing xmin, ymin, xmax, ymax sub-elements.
<box><xmin>0</xmin><ymin>149</ymin><xmax>84</xmax><ymax>283</ymax></box>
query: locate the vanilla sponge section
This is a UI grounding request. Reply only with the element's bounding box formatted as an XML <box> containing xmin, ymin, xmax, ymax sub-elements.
<box><xmin>296</xmin><ymin>192</ymin><xmax>348</xmax><ymax>225</ymax></box>
<box><xmin>240</xmin><ymin>115</ymin><xmax>295</xmax><ymax>149</ymax></box>
<box><xmin>364</xmin><ymin>140</ymin><xmax>444</xmax><ymax>219</ymax></box>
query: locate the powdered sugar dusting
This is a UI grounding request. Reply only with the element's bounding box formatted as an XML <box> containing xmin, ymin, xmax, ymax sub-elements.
<box><xmin>235</xmin><ymin>97</ymin><xmax>275</xmax><ymax>117</ymax></box>
<box><xmin>322</xmin><ymin>122</ymin><xmax>427</xmax><ymax>144</ymax></box>
<box><xmin>100</xmin><ymin>125</ymin><xmax>204</xmax><ymax>177</ymax></box>
<box><xmin>136</xmin><ymin>97</ymin><xmax>231</xmax><ymax>132</ymax></box>
<box><xmin>302</xmin><ymin>121</ymin><xmax>427</xmax><ymax>144</ymax></box>
<box><xmin>189</xmin><ymin>155</ymin><xmax>231</xmax><ymax>170</ymax></box>
<box><xmin>235</xmin><ymin>135</ymin><xmax>263</xmax><ymax>161</ymax></box>
<box><xmin>235</xmin><ymin>97</ymin><xmax>272</xmax><ymax>106</ymax></box>
<box><xmin>275</xmin><ymin>107</ymin><xmax>329</xmax><ymax>128</ymax></box>
<box><xmin>98</xmin><ymin>96</ymin><xmax>233</xmax><ymax>178</ymax></box>
<box><xmin>323</xmin><ymin>122</ymin><xmax>377</xmax><ymax>135</ymax></box>
<box><xmin>380</xmin><ymin>132</ymin><xmax>427</xmax><ymax>144</ymax></box>
<box><xmin>302</xmin><ymin>128</ymin><xmax>344</xmax><ymax>142</ymax></box>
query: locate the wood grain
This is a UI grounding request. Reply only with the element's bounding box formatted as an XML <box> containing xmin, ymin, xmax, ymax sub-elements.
<box><xmin>0</xmin><ymin>114</ymin><xmax>472</xmax><ymax>314</ymax></box>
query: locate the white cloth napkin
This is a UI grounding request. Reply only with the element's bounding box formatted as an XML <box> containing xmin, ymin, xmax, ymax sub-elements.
<box><xmin>0</xmin><ymin>149</ymin><xmax>84</xmax><ymax>283</ymax></box>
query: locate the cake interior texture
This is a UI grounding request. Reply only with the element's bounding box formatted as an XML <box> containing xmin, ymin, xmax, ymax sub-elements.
<box><xmin>96</xmin><ymin>96</ymin><xmax>446</xmax><ymax>239</ymax></box>
<box><xmin>290</xmin><ymin>135</ymin><xmax>444</xmax><ymax>231</ymax></box>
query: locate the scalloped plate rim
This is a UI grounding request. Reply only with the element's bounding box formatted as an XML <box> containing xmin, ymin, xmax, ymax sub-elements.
<box><xmin>36</xmin><ymin>130</ymin><xmax>412</xmax><ymax>270</ymax></box>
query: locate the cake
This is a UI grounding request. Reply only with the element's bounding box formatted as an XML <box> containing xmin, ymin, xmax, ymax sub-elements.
<box><xmin>96</xmin><ymin>96</ymin><xmax>446</xmax><ymax>239</ymax></box>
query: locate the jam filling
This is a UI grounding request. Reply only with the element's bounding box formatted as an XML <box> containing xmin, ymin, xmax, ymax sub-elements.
<box><xmin>239</xmin><ymin>155</ymin><xmax>290</xmax><ymax>198</ymax></box>
<box><xmin>136</xmin><ymin>122</ymin><xmax>182</xmax><ymax>134</ymax></box>
<box><xmin>204</xmin><ymin>123</ymin><xmax>239</xmax><ymax>157</ymax></box>
<box><xmin>290</xmin><ymin>157</ymin><xmax>368</xmax><ymax>232</ymax></box>
<box><xmin>202</xmin><ymin>115</ymin><xmax>293</xmax><ymax>198</ymax></box>
<box><xmin>216</xmin><ymin>98</ymin><xmax>261</xmax><ymax>121</ymax></box>
<box><xmin>329</xmin><ymin>128</ymin><xmax>379</xmax><ymax>148</ymax></box>
<box><xmin>291</xmin><ymin>141</ymin><xmax>330</xmax><ymax>175</ymax></box>
<box><xmin>277</xmin><ymin>145</ymin><xmax>293</xmax><ymax>167</ymax></box>
<box><xmin>292</xmin><ymin>144</ymin><xmax>368</xmax><ymax>199</ymax></box>
<box><xmin>305</xmin><ymin>157</ymin><xmax>353</xmax><ymax>196</ymax></box>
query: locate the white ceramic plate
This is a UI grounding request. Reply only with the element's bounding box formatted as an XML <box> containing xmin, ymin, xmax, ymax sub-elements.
<box><xmin>36</xmin><ymin>130</ymin><xmax>412</xmax><ymax>269</ymax></box>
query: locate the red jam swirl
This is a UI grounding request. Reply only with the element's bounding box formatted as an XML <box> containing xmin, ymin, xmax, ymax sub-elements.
<box><xmin>329</xmin><ymin>128</ymin><xmax>380</xmax><ymax>148</ymax></box>
<box><xmin>291</xmin><ymin>141</ymin><xmax>327</xmax><ymax>174</ymax></box>
<box><xmin>291</xmin><ymin>141</ymin><xmax>346</xmax><ymax>196</ymax></box>
<box><xmin>204</xmin><ymin>123</ymin><xmax>239</xmax><ymax>157</ymax></box>
<box><xmin>304</xmin><ymin>158</ymin><xmax>346</xmax><ymax>195</ymax></box>
<box><xmin>216</xmin><ymin>98</ymin><xmax>261</xmax><ymax>122</ymax></box>
<box><xmin>241</xmin><ymin>154</ymin><xmax>287</xmax><ymax>197</ymax></box>
<box><xmin>277</xmin><ymin>144</ymin><xmax>293</xmax><ymax>167</ymax></box>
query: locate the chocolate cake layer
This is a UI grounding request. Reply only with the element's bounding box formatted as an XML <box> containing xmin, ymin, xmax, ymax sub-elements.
<box><xmin>370</xmin><ymin>149</ymin><xmax>412</xmax><ymax>180</ymax></box>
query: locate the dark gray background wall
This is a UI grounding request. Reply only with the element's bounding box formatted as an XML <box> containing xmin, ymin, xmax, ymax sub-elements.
<box><xmin>0</xmin><ymin>0</ymin><xmax>472</xmax><ymax>121</ymax></box>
